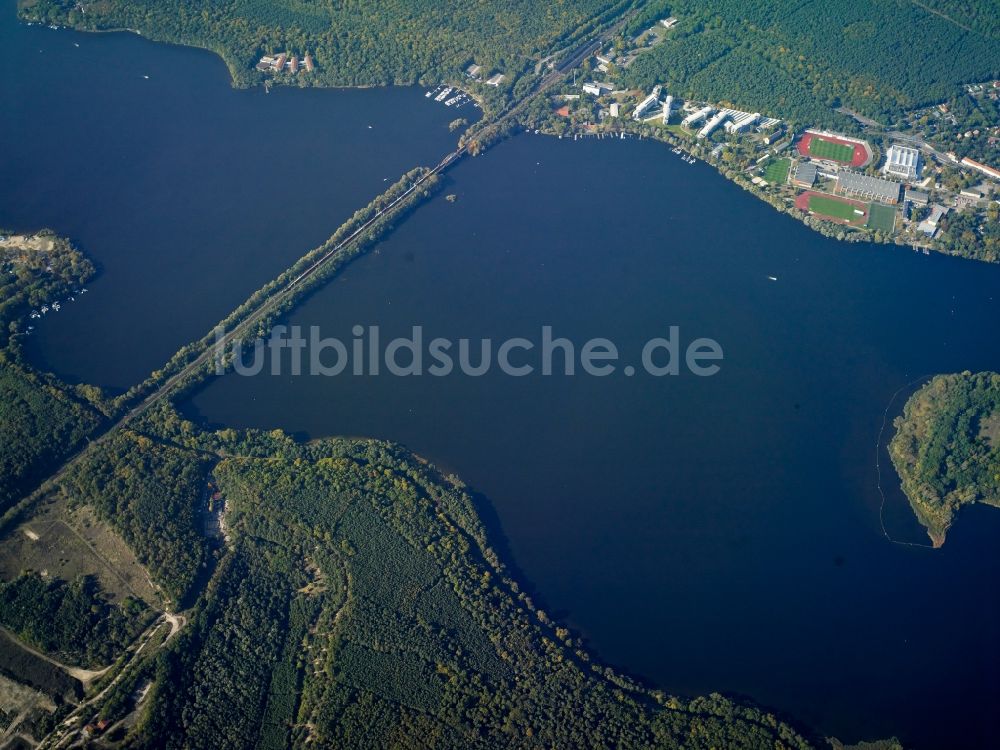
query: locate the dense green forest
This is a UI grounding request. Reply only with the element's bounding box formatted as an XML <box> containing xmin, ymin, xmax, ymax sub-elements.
<box><xmin>934</xmin><ymin>202</ymin><xmax>1000</xmax><ymax>263</ymax></box>
<box><xmin>624</xmin><ymin>0</ymin><xmax>1000</xmax><ymax>128</ymax></box>
<box><xmin>19</xmin><ymin>0</ymin><xmax>633</xmax><ymax>94</ymax></box>
<box><xmin>889</xmin><ymin>371</ymin><xmax>1000</xmax><ymax>545</ymax></box>
<box><xmin>61</xmin><ymin>432</ymin><xmax>212</xmax><ymax>605</ymax></box>
<box><xmin>0</xmin><ymin>572</ymin><xmax>151</xmax><ymax>668</ymax></box>
<box><xmin>88</xmin><ymin>407</ymin><xmax>817</xmax><ymax>749</ymax></box>
<box><xmin>0</xmin><ymin>360</ymin><xmax>103</xmax><ymax>516</ymax></box>
<box><xmin>915</xmin><ymin>0</ymin><xmax>1000</xmax><ymax>38</ymax></box>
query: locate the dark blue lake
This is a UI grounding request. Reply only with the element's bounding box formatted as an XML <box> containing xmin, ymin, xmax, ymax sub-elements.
<box><xmin>186</xmin><ymin>136</ymin><xmax>1000</xmax><ymax>748</ymax></box>
<box><xmin>3</xmin><ymin>5</ymin><xmax>999</xmax><ymax>748</ymax></box>
<box><xmin>0</xmin><ymin>7</ymin><xmax>462</xmax><ymax>388</ymax></box>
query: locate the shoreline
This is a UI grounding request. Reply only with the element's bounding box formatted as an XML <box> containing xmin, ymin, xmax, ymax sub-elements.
<box><xmin>19</xmin><ymin>12</ymin><xmax>994</xmax><ymax>264</ymax></box>
<box><xmin>521</xmin><ymin>120</ymin><xmax>983</xmax><ymax>264</ymax></box>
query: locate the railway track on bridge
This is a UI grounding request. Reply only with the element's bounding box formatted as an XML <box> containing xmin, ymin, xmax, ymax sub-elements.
<box><xmin>5</xmin><ymin>13</ymin><xmax>631</xmax><ymax>525</ymax></box>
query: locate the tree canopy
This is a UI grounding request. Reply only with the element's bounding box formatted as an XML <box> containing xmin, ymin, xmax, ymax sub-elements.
<box><xmin>889</xmin><ymin>371</ymin><xmax>1000</xmax><ymax>545</ymax></box>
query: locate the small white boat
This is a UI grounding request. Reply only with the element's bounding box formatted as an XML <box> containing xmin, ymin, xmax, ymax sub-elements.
<box><xmin>768</xmin><ymin>276</ymin><xmax>778</xmax><ymax>281</ymax></box>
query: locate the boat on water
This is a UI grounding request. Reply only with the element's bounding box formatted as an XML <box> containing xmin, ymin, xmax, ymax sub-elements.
<box><xmin>768</xmin><ymin>276</ymin><xmax>778</xmax><ymax>281</ymax></box>
<box><xmin>434</xmin><ymin>87</ymin><xmax>452</xmax><ymax>102</ymax></box>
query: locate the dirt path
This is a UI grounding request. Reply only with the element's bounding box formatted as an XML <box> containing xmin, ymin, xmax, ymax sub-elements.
<box><xmin>907</xmin><ymin>0</ymin><xmax>974</xmax><ymax>32</ymax></box>
<box><xmin>0</xmin><ymin>629</ymin><xmax>109</xmax><ymax>685</ymax></box>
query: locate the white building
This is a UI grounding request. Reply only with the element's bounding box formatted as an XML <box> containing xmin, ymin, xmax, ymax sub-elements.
<box><xmin>633</xmin><ymin>92</ymin><xmax>660</xmax><ymax>120</ymax></box>
<box><xmin>609</xmin><ymin>102</ymin><xmax>620</xmax><ymax>117</ymax></box>
<box><xmin>682</xmin><ymin>106</ymin><xmax>713</xmax><ymax>127</ymax></box>
<box><xmin>961</xmin><ymin>156</ymin><xmax>1000</xmax><ymax>181</ymax></box>
<box><xmin>698</xmin><ymin>111</ymin><xmax>728</xmax><ymax>139</ymax></box>
<box><xmin>883</xmin><ymin>144</ymin><xmax>922</xmax><ymax>180</ymax></box>
<box><xmin>582</xmin><ymin>83</ymin><xmax>602</xmax><ymax>96</ymax></box>
<box><xmin>662</xmin><ymin>95</ymin><xmax>674</xmax><ymax>124</ymax></box>
<box><xmin>918</xmin><ymin>205</ymin><xmax>948</xmax><ymax>237</ymax></box>
<box><xmin>724</xmin><ymin>112</ymin><xmax>760</xmax><ymax>134</ymax></box>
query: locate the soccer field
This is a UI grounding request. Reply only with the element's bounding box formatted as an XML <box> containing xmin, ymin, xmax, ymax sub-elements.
<box><xmin>867</xmin><ymin>203</ymin><xmax>897</xmax><ymax>232</ymax></box>
<box><xmin>807</xmin><ymin>138</ymin><xmax>856</xmax><ymax>163</ymax></box>
<box><xmin>809</xmin><ymin>194</ymin><xmax>866</xmax><ymax>223</ymax></box>
<box><xmin>762</xmin><ymin>158</ymin><xmax>790</xmax><ymax>184</ymax></box>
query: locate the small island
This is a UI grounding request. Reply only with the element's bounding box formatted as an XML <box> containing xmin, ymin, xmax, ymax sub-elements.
<box><xmin>889</xmin><ymin>371</ymin><xmax>1000</xmax><ymax>546</ymax></box>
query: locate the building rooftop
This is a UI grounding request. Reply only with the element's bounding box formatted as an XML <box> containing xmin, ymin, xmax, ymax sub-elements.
<box><xmin>885</xmin><ymin>144</ymin><xmax>920</xmax><ymax>171</ymax></box>
<box><xmin>793</xmin><ymin>162</ymin><xmax>817</xmax><ymax>186</ymax></box>
<box><xmin>918</xmin><ymin>204</ymin><xmax>948</xmax><ymax>236</ymax></box>
<box><xmin>837</xmin><ymin>171</ymin><xmax>902</xmax><ymax>203</ymax></box>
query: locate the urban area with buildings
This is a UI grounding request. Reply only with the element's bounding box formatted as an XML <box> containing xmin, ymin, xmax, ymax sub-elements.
<box><xmin>255</xmin><ymin>51</ymin><xmax>315</xmax><ymax>75</ymax></box>
<box><xmin>531</xmin><ymin>15</ymin><xmax>999</xmax><ymax>254</ymax></box>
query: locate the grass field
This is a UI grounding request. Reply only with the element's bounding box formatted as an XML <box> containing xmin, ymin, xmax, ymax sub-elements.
<box><xmin>808</xmin><ymin>138</ymin><xmax>856</xmax><ymax>163</ymax></box>
<box><xmin>867</xmin><ymin>203</ymin><xmax>898</xmax><ymax>233</ymax></box>
<box><xmin>809</xmin><ymin>194</ymin><xmax>867</xmax><ymax>223</ymax></box>
<box><xmin>0</xmin><ymin>494</ymin><xmax>161</xmax><ymax>607</ymax></box>
<box><xmin>761</xmin><ymin>158</ymin><xmax>790</xmax><ymax>185</ymax></box>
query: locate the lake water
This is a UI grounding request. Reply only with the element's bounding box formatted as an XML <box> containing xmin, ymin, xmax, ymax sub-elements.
<box><xmin>0</xmin><ymin>7</ymin><xmax>463</xmax><ymax>389</ymax></box>
<box><xmin>4</xmin><ymin>6</ymin><xmax>1000</xmax><ymax>748</ymax></box>
<box><xmin>186</xmin><ymin>136</ymin><xmax>1000</xmax><ymax>748</ymax></box>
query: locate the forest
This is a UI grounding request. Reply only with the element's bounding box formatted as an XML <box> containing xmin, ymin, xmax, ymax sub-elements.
<box><xmin>935</xmin><ymin>202</ymin><xmax>1000</xmax><ymax>263</ymax></box>
<box><xmin>623</xmin><ymin>0</ymin><xmax>1000</xmax><ymax>129</ymax></box>
<box><xmin>0</xmin><ymin>572</ymin><xmax>151</xmax><ymax>668</ymax></box>
<box><xmin>0</xmin><ymin>360</ymin><xmax>103</xmax><ymax>517</ymax></box>
<box><xmin>75</xmin><ymin>406</ymin><xmax>819</xmax><ymax>749</ymax></box>
<box><xmin>60</xmin><ymin>431</ymin><xmax>212</xmax><ymax>605</ymax></box>
<box><xmin>889</xmin><ymin>371</ymin><xmax>1000</xmax><ymax>545</ymax></box>
<box><xmin>19</xmin><ymin>0</ymin><xmax>636</xmax><ymax>94</ymax></box>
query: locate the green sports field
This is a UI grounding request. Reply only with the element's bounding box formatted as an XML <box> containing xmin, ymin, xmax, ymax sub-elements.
<box><xmin>809</xmin><ymin>194</ymin><xmax>866</xmax><ymax>223</ymax></box>
<box><xmin>866</xmin><ymin>203</ymin><xmax>897</xmax><ymax>232</ymax></box>
<box><xmin>761</xmin><ymin>158</ymin><xmax>790</xmax><ymax>185</ymax></box>
<box><xmin>808</xmin><ymin>138</ymin><xmax>856</xmax><ymax>163</ymax></box>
